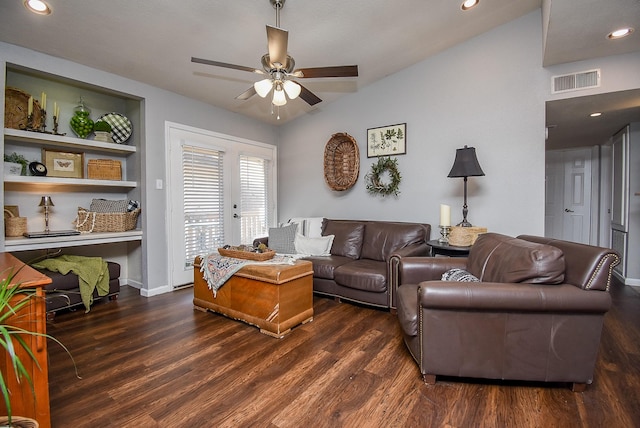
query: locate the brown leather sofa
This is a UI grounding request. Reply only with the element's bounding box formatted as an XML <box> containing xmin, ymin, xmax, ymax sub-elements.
<box><xmin>395</xmin><ymin>233</ymin><xmax>620</xmax><ymax>391</ymax></box>
<box><xmin>257</xmin><ymin>219</ymin><xmax>431</xmax><ymax>308</ymax></box>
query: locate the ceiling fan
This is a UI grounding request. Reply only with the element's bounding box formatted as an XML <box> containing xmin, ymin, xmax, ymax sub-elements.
<box><xmin>191</xmin><ymin>0</ymin><xmax>358</xmax><ymax>115</ymax></box>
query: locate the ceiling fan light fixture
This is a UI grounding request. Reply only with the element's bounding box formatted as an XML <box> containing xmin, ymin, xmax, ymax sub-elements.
<box><xmin>283</xmin><ymin>80</ymin><xmax>301</xmax><ymax>100</ymax></box>
<box><xmin>272</xmin><ymin>86</ymin><xmax>287</xmax><ymax>106</ymax></box>
<box><xmin>254</xmin><ymin>78</ymin><xmax>273</xmax><ymax>98</ymax></box>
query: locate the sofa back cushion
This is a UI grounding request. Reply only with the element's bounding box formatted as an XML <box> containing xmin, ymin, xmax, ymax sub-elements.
<box><xmin>322</xmin><ymin>219</ymin><xmax>365</xmax><ymax>259</ymax></box>
<box><xmin>467</xmin><ymin>233</ymin><xmax>565</xmax><ymax>284</ymax></box>
<box><xmin>361</xmin><ymin>222</ymin><xmax>429</xmax><ymax>261</ymax></box>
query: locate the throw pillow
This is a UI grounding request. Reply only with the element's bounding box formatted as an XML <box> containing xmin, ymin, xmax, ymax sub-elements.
<box><xmin>294</xmin><ymin>233</ymin><xmax>335</xmax><ymax>256</ymax></box>
<box><xmin>268</xmin><ymin>223</ymin><xmax>298</xmax><ymax>254</ymax></box>
<box><xmin>89</xmin><ymin>198</ymin><xmax>128</xmax><ymax>213</ymax></box>
<box><xmin>441</xmin><ymin>268</ymin><xmax>480</xmax><ymax>282</ymax></box>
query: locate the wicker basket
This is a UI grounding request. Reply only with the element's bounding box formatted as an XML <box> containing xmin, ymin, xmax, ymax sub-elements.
<box><xmin>4</xmin><ymin>208</ymin><xmax>27</xmax><ymax>237</ymax></box>
<box><xmin>4</xmin><ymin>87</ymin><xmax>43</xmax><ymax>130</ymax></box>
<box><xmin>87</xmin><ymin>159</ymin><xmax>122</xmax><ymax>180</ymax></box>
<box><xmin>449</xmin><ymin>226</ymin><xmax>487</xmax><ymax>247</ymax></box>
<box><xmin>218</xmin><ymin>248</ymin><xmax>275</xmax><ymax>261</ymax></box>
<box><xmin>74</xmin><ymin>207</ymin><xmax>140</xmax><ymax>233</ymax></box>
<box><xmin>324</xmin><ymin>133</ymin><xmax>360</xmax><ymax>191</ymax></box>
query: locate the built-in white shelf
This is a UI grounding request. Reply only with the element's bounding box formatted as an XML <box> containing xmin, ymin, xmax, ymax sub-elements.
<box><xmin>4</xmin><ymin>128</ymin><xmax>136</xmax><ymax>154</ymax></box>
<box><xmin>4</xmin><ymin>230</ymin><xmax>143</xmax><ymax>252</ymax></box>
<box><xmin>4</xmin><ymin>175</ymin><xmax>137</xmax><ymax>188</ymax></box>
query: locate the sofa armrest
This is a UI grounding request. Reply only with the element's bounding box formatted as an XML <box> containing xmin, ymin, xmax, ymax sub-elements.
<box><xmin>418</xmin><ymin>281</ymin><xmax>611</xmax><ymax>313</ymax></box>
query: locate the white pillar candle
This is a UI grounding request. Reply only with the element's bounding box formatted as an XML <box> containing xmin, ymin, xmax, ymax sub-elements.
<box><xmin>440</xmin><ymin>204</ymin><xmax>451</xmax><ymax>227</ymax></box>
<box><xmin>28</xmin><ymin>96</ymin><xmax>33</xmax><ymax>116</ymax></box>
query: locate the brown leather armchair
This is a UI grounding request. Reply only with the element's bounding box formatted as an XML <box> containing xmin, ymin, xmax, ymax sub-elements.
<box><xmin>395</xmin><ymin>233</ymin><xmax>620</xmax><ymax>391</ymax></box>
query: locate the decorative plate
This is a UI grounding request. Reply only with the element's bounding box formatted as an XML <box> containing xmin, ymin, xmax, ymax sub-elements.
<box><xmin>97</xmin><ymin>112</ymin><xmax>132</xmax><ymax>144</ymax></box>
<box><xmin>323</xmin><ymin>133</ymin><xmax>360</xmax><ymax>191</ymax></box>
<box><xmin>4</xmin><ymin>87</ymin><xmax>43</xmax><ymax>130</ymax></box>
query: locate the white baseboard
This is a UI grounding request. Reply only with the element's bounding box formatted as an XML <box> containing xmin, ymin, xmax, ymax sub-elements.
<box><xmin>613</xmin><ymin>271</ymin><xmax>640</xmax><ymax>287</ymax></box>
<box><xmin>140</xmin><ymin>284</ymin><xmax>172</xmax><ymax>297</ymax></box>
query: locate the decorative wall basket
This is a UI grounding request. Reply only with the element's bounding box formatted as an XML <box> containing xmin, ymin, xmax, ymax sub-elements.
<box><xmin>324</xmin><ymin>132</ymin><xmax>359</xmax><ymax>191</ymax></box>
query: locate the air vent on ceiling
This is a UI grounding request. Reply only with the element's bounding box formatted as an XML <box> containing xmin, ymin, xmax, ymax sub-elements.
<box><xmin>552</xmin><ymin>69</ymin><xmax>600</xmax><ymax>94</ymax></box>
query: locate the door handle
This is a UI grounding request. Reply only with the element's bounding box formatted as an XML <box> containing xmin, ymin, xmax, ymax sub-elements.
<box><xmin>564</xmin><ymin>208</ymin><xmax>574</xmax><ymax>213</ymax></box>
<box><xmin>233</xmin><ymin>213</ymin><xmax>240</xmax><ymax>218</ymax></box>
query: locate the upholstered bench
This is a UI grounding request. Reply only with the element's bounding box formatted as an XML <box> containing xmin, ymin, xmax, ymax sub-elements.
<box><xmin>33</xmin><ymin>261</ymin><xmax>121</xmax><ymax>320</ymax></box>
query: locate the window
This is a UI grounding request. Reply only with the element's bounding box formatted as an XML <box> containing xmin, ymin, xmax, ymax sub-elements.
<box><xmin>239</xmin><ymin>155</ymin><xmax>269</xmax><ymax>244</ymax></box>
<box><xmin>182</xmin><ymin>144</ymin><xmax>224</xmax><ymax>268</ymax></box>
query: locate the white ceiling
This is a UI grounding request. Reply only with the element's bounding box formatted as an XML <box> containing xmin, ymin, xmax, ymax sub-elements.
<box><xmin>1</xmin><ymin>0</ymin><xmax>639</xmax><ymax>148</ymax></box>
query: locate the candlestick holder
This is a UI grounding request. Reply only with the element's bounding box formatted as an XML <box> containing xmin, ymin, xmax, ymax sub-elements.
<box><xmin>438</xmin><ymin>225</ymin><xmax>452</xmax><ymax>244</ymax></box>
<box><xmin>52</xmin><ymin>114</ymin><xmax>59</xmax><ymax>135</ymax></box>
<box><xmin>25</xmin><ymin>113</ymin><xmax>34</xmax><ymax>131</ymax></box>
<box><xmin>40</xmin><ymin>110</ymin><xmax>47</xmax><ymax>133</ymax></box>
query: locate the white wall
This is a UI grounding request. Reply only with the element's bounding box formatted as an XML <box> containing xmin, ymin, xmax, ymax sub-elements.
<box><xmin>0</xmin><ymin>41</ymin><xmax>277</xmax><ymax>295</ymax></box>
<box><xmin>278</xmin><ymin>11</ymin><xmax>547</xmax><ymax>237</ymax></box>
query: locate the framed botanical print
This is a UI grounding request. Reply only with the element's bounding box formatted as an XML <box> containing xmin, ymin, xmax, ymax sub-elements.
<box><xmin>367</xmin><ymin>123</ymin><xmax>406</xmax><ymax>157</ymax></box>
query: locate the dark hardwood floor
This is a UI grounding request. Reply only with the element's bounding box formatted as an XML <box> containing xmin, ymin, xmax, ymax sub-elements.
<box><xmin>46</xmin><ymin>278</ymin><xmax>640</xmax><ymax>427</ymax></box>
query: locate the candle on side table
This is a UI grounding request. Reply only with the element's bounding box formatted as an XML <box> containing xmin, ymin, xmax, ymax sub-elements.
<box><xmin>440</xmin><ymin>204</ymin><xmax>451</xmax><ymax>227</ymax></box>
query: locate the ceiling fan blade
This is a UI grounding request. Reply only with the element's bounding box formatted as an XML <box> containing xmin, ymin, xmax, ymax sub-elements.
<box><xmin>191</xmin><ymin>57</ymin><xmax>263</xmax><ymax>74</ymax></box>
<box><xmin>266</xmin><ymin>25</ymin><xmax>288</xmax><ymax>68</ymax></box>
<box><xmin>293</xmin><ymin>65</ymin><xmax>359</xmax><ymax>78</ymax></box>
<box><xmin>235</xmin><ymin>86</ymin><xmax>257</xmax><ymax>101</ymax></box>
<box><xmin>297</xmin><ymin>83</ymin><xmax>322</xmax><ymax>106</ymax></box>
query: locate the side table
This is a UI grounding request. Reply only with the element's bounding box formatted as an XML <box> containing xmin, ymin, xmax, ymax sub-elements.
<box><xmin>427</xmin><ymin>240</ymin><xmax>471</xmax><ymax>257</ymax></box>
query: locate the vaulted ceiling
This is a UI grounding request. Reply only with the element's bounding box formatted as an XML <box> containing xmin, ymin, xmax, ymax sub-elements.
<box><xmin>1</xmin><ymin>0</ymin><xmax>639</xmax><ymax>148</ymax></box>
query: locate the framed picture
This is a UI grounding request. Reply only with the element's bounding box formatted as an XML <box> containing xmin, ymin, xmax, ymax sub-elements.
<box><xmin>367</xmin><ymin>123</ymin><xmax>406</xmax><ymax>157</ymax></box>
<box><xmin>42</xmin><ymin>149</ymin><xmax>84</xmax><ymax>178</ymax></box>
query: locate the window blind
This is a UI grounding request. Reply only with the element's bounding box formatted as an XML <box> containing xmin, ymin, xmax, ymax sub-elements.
<box><xmin>239</xmin><ymin>155</ymin><xmax>269</xmax><ymax>244</ymax></box>
<box><xmin>182</xmin><ymin>144</ymin><xmax>224</xmax><ymax>268</ymax></box>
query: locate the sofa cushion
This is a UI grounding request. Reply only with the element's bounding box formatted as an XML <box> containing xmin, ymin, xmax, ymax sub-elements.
<box><xmin>268</xmin><ymin>223</ymin><xmax>298</xmax><ymax>254</ymax></box>
<box><xmin>334</xmin><ymin>259</ymin><xmax>387</xmax><ymax>293</ymax></box>
<box><xmin>467</xmin><ymin>233</ymin><xmax>565</xmax><ymax>284</ymax></box>
<box><xmin>322</xmin><ymin>220</ymin><xmax>365</xmax><ymax>259</ymax></box>
<box><xmin>361</xmin><ymin>222</ymin><xmax>428</xmax><ymax>261</ymax></box>
<box><xmin>305</xmin><ymin>255</ymin><xmax>353</xmax><ymax>280</ymax></box>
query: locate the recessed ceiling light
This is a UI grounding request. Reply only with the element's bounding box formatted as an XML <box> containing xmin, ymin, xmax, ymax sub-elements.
<box><xmin>23</xmin><ymin>0</ymin><xmax>51</xmax><ymax>15</ymax></box>
<box><xmin>608</xmin><ymin>27</ymin><xmax>634</xmax><ymax>39</ymax></box>
<box><xmin>461</xmin><ymin>0</ymin><xmax>479</xmax><ymax>11</ymax></box>
<box><xmin>590</xmin><ymin>112</ymin><xmax>602</xmax><ymax>117</ymax></box>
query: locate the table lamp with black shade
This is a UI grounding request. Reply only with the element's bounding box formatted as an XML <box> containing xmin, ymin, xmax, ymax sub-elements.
<box><xmin>447</xmin><ymin>145</ymin><xmax>484</xmax><ymax>227</ymax></box>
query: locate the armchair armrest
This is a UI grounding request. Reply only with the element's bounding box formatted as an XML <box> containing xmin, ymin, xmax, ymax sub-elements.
<box><xmin>418</xmin><ymin>281</ymin><xmax>611</xmax><ymax>313</ymax></box>
<box><xmin>398</xmin><ymin>256</ymin><xmax>468</xmax><ymax>284</ymax></box>
<box><xmin>388</xmin><ymin>244</ymin><xmax>432</xmax><ymax>309</ymax></box>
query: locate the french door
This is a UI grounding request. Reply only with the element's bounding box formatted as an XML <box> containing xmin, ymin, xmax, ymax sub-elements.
<box><xmin>166</xmin><ymin>123</ymin><xmax>277</xmax><ymax>287</ymax></box>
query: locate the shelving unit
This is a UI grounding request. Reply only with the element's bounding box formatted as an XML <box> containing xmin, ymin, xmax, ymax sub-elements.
<box><xmin>2</xmin><ymin>62</ymin><xmax>143</xmax><ymax>281</ymax></box>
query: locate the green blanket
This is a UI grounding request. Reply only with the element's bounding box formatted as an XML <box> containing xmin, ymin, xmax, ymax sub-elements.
<box><xmin>32</xmin><ymin>255</ymin><xmax>110</xmax><ymax>312</ymax></box>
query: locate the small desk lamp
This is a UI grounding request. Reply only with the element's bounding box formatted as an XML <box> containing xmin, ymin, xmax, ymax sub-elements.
<box><xmin>447</xmin><ymin>146</ymin><xmax>484</xmax><ymax>227</ymax></box>
<box><xmin>39</xmin><ymin>195</ymin><xmax>54</xmax><ymax>232</ymax></box>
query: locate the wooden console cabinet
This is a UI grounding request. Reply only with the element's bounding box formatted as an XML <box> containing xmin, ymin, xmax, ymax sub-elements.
<box><xmin>0</xmin><ymin>253</ymin><xmax>52</xmax><ymax>428</ymax></box>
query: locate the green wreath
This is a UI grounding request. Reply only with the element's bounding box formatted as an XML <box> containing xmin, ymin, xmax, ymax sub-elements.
<box><xmin>365</xmin><ymin>156</ymin><xmax>402</xmax><ymax>197</ymax></box>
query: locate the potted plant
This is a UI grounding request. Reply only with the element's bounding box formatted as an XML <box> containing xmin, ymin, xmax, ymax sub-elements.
<box><xmin>3</xmin><ymin>154</ymin><xmax>29</xmax><ymax>177</ymax></box>
<box><xmin>0</xmin><ymin>267</ymin><xmax>76</xmax><ymax>427</ymax></box>
<box><xmin>92</xmin><ymin>120</ymin><xmax>112</xmax><ymax>143</ymax></box>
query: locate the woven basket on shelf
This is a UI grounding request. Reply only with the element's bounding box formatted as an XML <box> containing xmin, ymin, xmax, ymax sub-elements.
<box><xmin>324</xmin><ymin>133</ymin><xmax>360</xmax><ymax>191</ymax></box>
<box><xmin>4</xmin><ymin>208</ymin><xmax>27</xmax><ymax>237</ymax></box>
<box><xmin>4</xmin><ymin>87</ymin><xmax>43</xmax><ymax>129</ymax></box>
<box><xmin>449</xmin><ymin>226</ymin><xmax>487</xmax><ymax>247</ymax></box>
<box><xmin>87</xmin><ymin>159</ymin><xmax>122</xmax><ymax>180</ymax></box>
<box><xmin>74</xmin><ymin>207</ymin><xmax>140</xmax><ymax>233</ymax></box>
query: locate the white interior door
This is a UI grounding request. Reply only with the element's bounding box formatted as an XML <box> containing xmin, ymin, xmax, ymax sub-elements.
<box><xmin>166</xmin><ymin>123</ymin><xmax>276</xmax><ymax>288</ymax></box>
<box><xmin>545</xmin><ymin>148</ymin><xmax>592</xmax><ymax>244</ymax></box>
